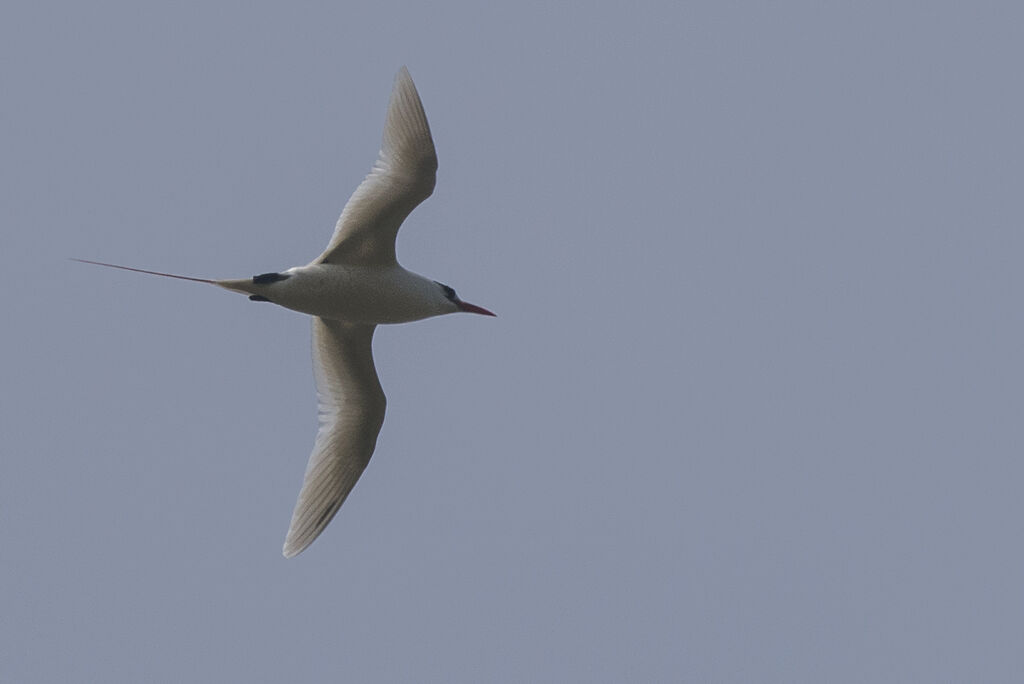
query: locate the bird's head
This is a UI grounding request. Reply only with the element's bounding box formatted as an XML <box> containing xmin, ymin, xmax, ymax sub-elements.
<box><xmin>435</xmin><ymin>281</ymin><xmax>496</xmax><ymax>317</ymax></box>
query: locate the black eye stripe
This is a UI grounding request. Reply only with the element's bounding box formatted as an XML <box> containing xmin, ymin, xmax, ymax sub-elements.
<box><xmin>435</xmin><ymin>282</ymin><xmax>457</xmax><ymax>301</ymax></box>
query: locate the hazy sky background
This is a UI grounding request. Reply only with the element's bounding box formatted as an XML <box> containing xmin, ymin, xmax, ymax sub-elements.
<box><xmin>4</xmin><ymin>2</ymin><xmax>1023</xmax><ymax>681</ymax></box>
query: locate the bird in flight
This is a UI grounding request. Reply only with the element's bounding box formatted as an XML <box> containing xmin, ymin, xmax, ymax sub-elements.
<box><xmin>76</xmin><ymin>67</ymin><xmax>494</xmax><ymax>557</ymax></box>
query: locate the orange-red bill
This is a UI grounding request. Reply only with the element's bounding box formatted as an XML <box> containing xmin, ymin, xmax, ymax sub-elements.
<box><xmin>457</xmin><ymin>301</ymin><xmax>496</xmax><ymax>317</ymax></box>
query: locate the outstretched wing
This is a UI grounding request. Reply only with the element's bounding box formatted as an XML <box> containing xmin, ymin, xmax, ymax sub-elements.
<box><xmin>314</xmin><ymin>66</ymin><xmax>437</xmax><ymax>267</ymax></box>
<box><xmin>282</xmin><ymin>318</ymin><xmax>386</xmax><ymax>558</ymax></box>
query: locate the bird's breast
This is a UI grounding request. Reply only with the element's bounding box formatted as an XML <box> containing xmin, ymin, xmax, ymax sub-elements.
<box><xmin>261</xmin><ymin>264</ymin><xmax>442</xmax><ymax>324</ymax></box>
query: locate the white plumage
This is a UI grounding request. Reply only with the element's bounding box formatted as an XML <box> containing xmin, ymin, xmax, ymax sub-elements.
<box><xmin>75</xmin><ymin>67</ymin><xmax>494</xmax><ymax>558</ymax></box>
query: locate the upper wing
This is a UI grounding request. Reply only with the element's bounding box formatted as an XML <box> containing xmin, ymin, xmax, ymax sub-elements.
<box><xmin>282</xmin><ymin>318</ymin><xmax>386</xmax><ymax>558</ymax></box>
<box><xmin>314</xmin><ymin>66</ymin><xmax>438</xmax><ymax>267</ymax></box>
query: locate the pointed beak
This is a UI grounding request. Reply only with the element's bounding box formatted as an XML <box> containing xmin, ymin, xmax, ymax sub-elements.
<box><xmin>457</xmin><ymin>300</ymin><xmax>496</xmax><ymax>317</ymax></box>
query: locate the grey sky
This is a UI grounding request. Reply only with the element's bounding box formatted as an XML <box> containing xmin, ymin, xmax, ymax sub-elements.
<box><xmin>4</xmin><ymin>2</ymin><xmax>1023</xmax><ymax>681</ymax></box>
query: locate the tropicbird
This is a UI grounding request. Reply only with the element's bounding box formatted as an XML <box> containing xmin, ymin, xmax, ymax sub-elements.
<box><xmin>76</xmin><ymin>67</ymin><xmax>494</xmax><ymax>558</ymax></box>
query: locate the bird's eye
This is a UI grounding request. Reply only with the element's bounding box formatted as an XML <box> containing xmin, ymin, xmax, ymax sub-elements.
<box><xmin>436</xmin><ymin>282</ymin><xmax>457</xmax><ymax>301</ymax></box>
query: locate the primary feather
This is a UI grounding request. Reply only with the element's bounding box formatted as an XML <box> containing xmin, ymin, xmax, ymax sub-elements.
<box><xmin>315</xmin><ymin>66</ymin><xmax>438</xmax><ymax>267</ymax></box>
<box><xmin>282</xmin><ymin>319</ymin><xmax>385</xmax><ymax>558</ymax></box>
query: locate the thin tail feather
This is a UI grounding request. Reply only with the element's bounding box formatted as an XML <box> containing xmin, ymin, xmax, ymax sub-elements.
<box><xmin>71</xmin><ymin>258</ymin><xmax>259</xmax><ymax>296</ymax></box>
<box><xmin>70</xmin><ymin>258</ymin><xmax>217</xmax><ymax>285</ymax></box>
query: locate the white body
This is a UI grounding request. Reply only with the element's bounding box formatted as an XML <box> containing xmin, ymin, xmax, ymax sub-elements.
<box><xmin>236</xmin><ymin>264</ymin><xmax>457</xmax><ymax>324</ymax></box>
<box><xmin>78</xmin><ymin>67</ymin><xmax>493</xmax><ymax>559</ymax></box>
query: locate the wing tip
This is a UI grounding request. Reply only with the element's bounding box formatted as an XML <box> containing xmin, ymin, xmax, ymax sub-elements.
<box><xmin>282</xmin><ymin>538</ymin><xmax>305</xmax><ymax>559</ymax></box>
